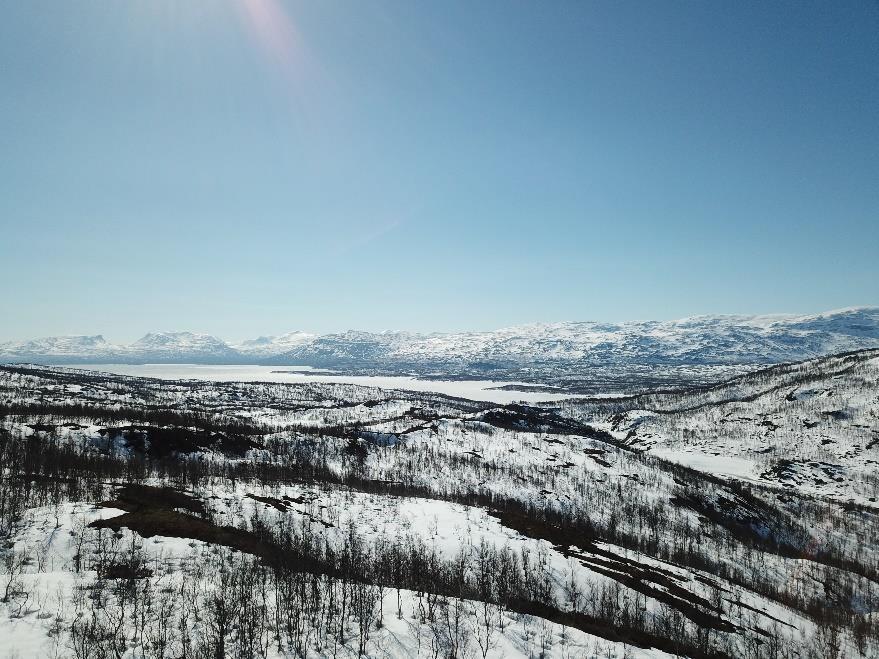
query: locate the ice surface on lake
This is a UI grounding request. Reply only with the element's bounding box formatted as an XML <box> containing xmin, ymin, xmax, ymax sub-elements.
<box><xmin>67</xmin><ymin>363</ymin><xmax>577</xmax><ymax>404</ymax></box>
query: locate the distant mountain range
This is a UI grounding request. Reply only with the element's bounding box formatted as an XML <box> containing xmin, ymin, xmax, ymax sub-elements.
<box><xmin>2</xmin><ymin>308</ymin><xmax>878</xmax><ymax>373</ymax></box>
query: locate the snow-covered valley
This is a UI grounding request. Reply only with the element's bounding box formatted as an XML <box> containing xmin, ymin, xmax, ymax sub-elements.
<box><xmin>48</xmin><ymin>364</ymin><xmax>579</xmax><ymax>405</ymax></box>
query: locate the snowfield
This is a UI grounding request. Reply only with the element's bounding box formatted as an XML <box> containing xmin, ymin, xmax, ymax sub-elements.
<box><xmin>50</xmin><ymin>364</ymin><xmax>581</xmax><ymax>405</ymax></box>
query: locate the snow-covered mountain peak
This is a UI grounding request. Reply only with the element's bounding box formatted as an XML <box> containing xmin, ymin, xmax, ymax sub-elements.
<box><xmin>233</xmin><ymin>331</ymin><xmax>317</xmax><ymax>357</ymax></box>
<box><xmin>2</xmin><ymin>307</ymin><xmax>878</xmax><ymax>370</ymax></box>
<box><xmin>0</xmin><ymin>334</ymin><xmax>117</xmax><ymax>357</ymax></box>
<box><xmin>133</xmin><ymin>331</ymin><xmax>227</xmax><ymax>347</ymax></box>
<box><xmin>125</xmin><ymin>332</ymin><xmax>237</xmax><ymax>361</ymax></box>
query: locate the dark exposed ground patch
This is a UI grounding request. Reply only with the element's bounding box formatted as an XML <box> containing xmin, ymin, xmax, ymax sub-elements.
<box><xmin>98</xmin><ymin>561</ymin><xmax>154</xmax><ymax>580</ymax></box>
<box><xmin>97</xmin><ymin>483</ymin><xmax>206</xmax><ymax>516</ymax></box>
<box><xmin>758</xmin><ymin>419</ymin><xmax>779</xmax><ymax>432</ymax></box>
<box><xmin>246</xmin><ymin>493</ymin><xmax>289</xmax><ymax>511</ymax></box>
<box><xmin>27</xmin><ymin>423</ymin><xmax>58</xmax><ymax>433</ymax></box>
<box><xmin>91</xmin><ymin>485</ymin><xmax>305</xmax><ymax>568</ymax></box>
<box><xmin>98</xmin><ymin>425</ymin><xmax>260</xmax><ymax>458</ymax></box>
<box><xmin>586</xmin><ymin>453</ymin><xmax>612</xmax><ymax>468</ymax></box>
<box><xmin>724</xmin><ymin>597</ymin><xmax>795</xmax><ymax>629</ymax></box>
<box><xmin>488</xmin><ymin>508</ymin><xmax>736</xmax><ymax>634</ymax></box>
<box><xmin>671</xmin><ymin>488</ymin><xmax>777</xmax><ymax>548</ymax></box>
<box><xmin>92</xmin><ymin>508</ymin><xmax>283</xmax><ymax>563</ymax></box>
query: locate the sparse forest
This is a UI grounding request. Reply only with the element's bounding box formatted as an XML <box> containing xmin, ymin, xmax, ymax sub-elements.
<box><xmin>1</xmin><ymin>358</ymin><xmax>878</xmax><ymax>658</ymax></box>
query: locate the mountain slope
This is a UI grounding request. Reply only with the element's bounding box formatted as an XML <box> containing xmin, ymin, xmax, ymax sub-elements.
<box><xmin>232</xmin><ymin>331</ymin><xmax>316</xmax><ymax>358</ymax></box>
<box><xmin>2</xmin><ymin>308</ymin><xmax>878</xmax><ymax>377</ymax></box>
<box><xmin>0</xmin><ymin>334</ymin><xmax>124</xmax><ymax>362</ymax></box>
<box><xmin>375</xmin><ymin>307</ymin><xmax>879</xmax><ymax>367</ymax></box>
<box><xmin>127</xmin><ymin>331</ymin><xmax>239</xmax><ymax>362</ymax></box>
<box><xmin>556</xmin><ymin>348</ymin><xmax>879</xmax><ymax>506</ymax></box>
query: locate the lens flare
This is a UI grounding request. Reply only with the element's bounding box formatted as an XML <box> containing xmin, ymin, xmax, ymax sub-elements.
<box><xmin>237</xmin><ymin>0</ymin><xmax>311</xmax><ymax>88</ymax></box>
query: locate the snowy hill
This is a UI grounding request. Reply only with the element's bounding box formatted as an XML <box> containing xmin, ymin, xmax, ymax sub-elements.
<box><xmin>127</xmin><ymin>331</ymin><xmax>239</xmax><ymax>362</ymax></box>
<box><xmin>2</xmin><ymin>361</ymin><xmax>877</xmax><ymax>657</ymax></box>
<box><xmin>0</xmin><ymin>332</ymin><xmax>239</xmax><ymax>364</ymax></box>
<box><xmin>556</xmin><ymin>348</ymin><xmax>879</xmax><ymax>506</ymax></box>
<box><xmin>2</xmin><ymin>308</ymin><xmax>878</xmax><ymax>379</ymax></box>
<box><xmin>232</xmin><ymin>331</ymin><xmax>317</xmax><ymax>358</ymax></box>
<box><xmin>0</xmin><ymin>334</ymin><xmax>125</xmax><ymax>362</ymax></box>
<box><xmin>279</xmin><ymin>329</ymin><xmax>417</xmax><ymax>365</ymax></box>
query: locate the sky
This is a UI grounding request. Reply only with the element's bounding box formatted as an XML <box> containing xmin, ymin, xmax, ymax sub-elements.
<box><xmin>1</xmin><ymin>1</ymin><xmax>877</xmax><ymax>342</ymax></box>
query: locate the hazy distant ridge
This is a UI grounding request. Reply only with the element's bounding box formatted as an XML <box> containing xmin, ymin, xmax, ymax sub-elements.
<box><xmin>2</xmin><ymin>308</ymin><xmax>878</xmax><ymax>370</ymax></box>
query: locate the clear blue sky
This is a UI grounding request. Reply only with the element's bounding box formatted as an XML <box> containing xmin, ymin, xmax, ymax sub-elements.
<box><xmin>1</xmin><ymin>1</ymin><xmax>877</xmax><ymax>342</ymax></box>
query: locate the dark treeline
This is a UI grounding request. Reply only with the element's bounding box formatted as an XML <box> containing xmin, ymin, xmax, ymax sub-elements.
<box><xmin>1</xmin><ymin>401</ymin><xmax>267</xmax><ymax>435</ymax></box>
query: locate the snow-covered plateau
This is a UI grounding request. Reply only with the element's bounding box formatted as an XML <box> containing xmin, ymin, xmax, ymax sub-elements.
<box><xmin>1</xmin><ymin>351</ymin><xmax>877</xmax><ymax>658</ymax></box>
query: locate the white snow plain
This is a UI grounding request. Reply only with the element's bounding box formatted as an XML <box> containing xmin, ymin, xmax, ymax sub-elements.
<box><xmin>61</xmin><ymin>364</ymin><xmax>578</xmax><ymax>404</ymax></box>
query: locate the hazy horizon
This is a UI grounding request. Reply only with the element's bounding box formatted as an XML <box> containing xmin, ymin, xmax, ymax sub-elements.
<box><xmin>2</xmin><ymin>304</ymin><xmax>877</xmax><ymax>346</ymax></box>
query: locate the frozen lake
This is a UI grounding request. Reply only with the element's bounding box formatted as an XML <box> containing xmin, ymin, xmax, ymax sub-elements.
<box><xmin>65</xmin><ymin>363</ymin><xmax>576</xmax><ymax>404</ymax></box>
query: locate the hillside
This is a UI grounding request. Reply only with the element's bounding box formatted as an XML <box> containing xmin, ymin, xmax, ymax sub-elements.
<box><xmin>0</xmin><ymin>361</ymin><xmax>876</xmax><ymax>657</ymax></box>
<box><xmin>553</xmin><ymin>349</ymin><xmax>879</xmax><ymax>507</ymax></box>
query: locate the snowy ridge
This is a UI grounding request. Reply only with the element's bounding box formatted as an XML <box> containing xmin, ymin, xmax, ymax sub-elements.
<box><xmin>128</xmin><ymin>331</ymin><xmax>240</xmax><ymax>361</ymax></box>
<box><xmin>1</xmin><ymin>307</ymin><xmax>878</xmax><ymax>371</ymax></box>
<box><xmin>232</xmin><ymin>331</ymin><xmax>316</xmax><ymax>357</ymax></box>
<box><xmin>558</xmin><ymin>348</ymin><xmax>879</xmax><ymax>506</ymax></box>
<box><xmin>0</xmin><ymin>334</ymin><xmax>119</xmax><ymax>358</ymax></box>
